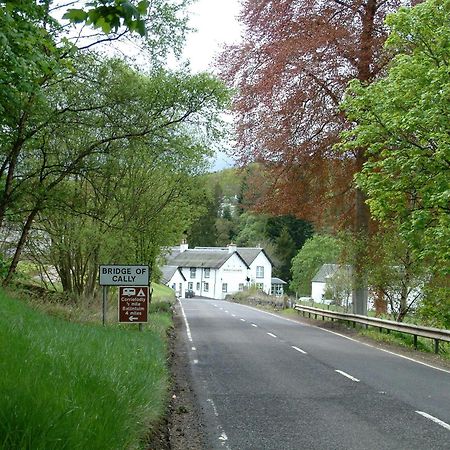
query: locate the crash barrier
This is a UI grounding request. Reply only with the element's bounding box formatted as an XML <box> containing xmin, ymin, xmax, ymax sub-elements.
<box><xmin>293</xmin><ymin>304</ymin><xmax>450</xmax><ymax>354</ymax></box>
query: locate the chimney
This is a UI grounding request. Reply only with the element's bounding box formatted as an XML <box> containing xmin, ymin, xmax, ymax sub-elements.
<box><xmin>228</xmin><ymin>242</ymin><xmax>237</xmax><ymax>253</ymax></box>
<box><xmin>180</xmin><ymin>239</ymin><xmax>188</xmax><ymax>253</ymax></box>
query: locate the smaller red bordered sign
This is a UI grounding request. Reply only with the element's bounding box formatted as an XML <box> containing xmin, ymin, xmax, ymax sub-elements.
<box><xmin>118</xmin><ymin>286</ymin><xmax>148</xmax><ymax>323</ymax></box>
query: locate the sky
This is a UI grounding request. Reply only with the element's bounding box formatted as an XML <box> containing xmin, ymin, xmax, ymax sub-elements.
<box><xmin>182</xmin><ymin>0</ymin><xmax>242</xmax><ymax>74</ymax></box>
<box><xmin>181</xmin><ymin>0</ymin><xmax>243</xmax><ymax>171</ymax></box>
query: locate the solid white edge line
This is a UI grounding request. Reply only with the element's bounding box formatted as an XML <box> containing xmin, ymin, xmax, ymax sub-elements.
<box><xmin>335</xmin><ymin>369</ymin><xmax>360</xmax><ymax>382</ymax></box>
<box><xmin>179</xmin><ymin>299</ymin><xmax>193</xmax><ymax>343</ymax></box>
<box><xmin>267</xmin><ymin>332</ymin><xmax>277</xmax><ymax>338</ymax></box>
<box><xmin>416</xmin><ymin>411</ymin><xmax>450</xmax><ymax>431</ymax></box>
<box><xmin>292</xmin><ymin>346</ymin><xmax>307</xmax><ymax>354</ymax></box>
<box><xmin>230</xmin><ymin>301</ymin><xmax>450</xmax><ymax>374</ymax></box>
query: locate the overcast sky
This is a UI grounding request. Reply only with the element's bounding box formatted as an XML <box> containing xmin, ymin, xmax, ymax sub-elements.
<box><xmin>179</xmin><ymin>0</ymin><xmax>243</xmax><ymax>170</ymax></box>
<box><xmin>182</xmin><ymin>0</ymin><xmax>242</xmax><ymax>74</ymax></box>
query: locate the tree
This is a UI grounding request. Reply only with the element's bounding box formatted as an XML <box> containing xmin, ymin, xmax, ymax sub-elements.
<box><xmin>219</xmin><ymin>0</ymin><xmax>420</xmax><ymax>313</ymax></box>
<box><xmin>341</xmin><ymin>0</ymin><xmax>450</xmax><ymax>275</ymax></box>
<box><xmin>290</xmin><ymin>235</ymin><xmax>341</xmax><ymax>295</ymax></box>
<box><xmin>1</xmin><ymin>56</ymin><xmax>229</xmax><ymax>285</ymax></box>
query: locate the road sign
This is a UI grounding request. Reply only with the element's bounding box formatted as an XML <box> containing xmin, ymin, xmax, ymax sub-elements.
<box><xmin>99</xmin><ymin>265</ymin><xmax>149</xmax><ymax>286</ymax></box>
<box><xmin>118</xmin><ymin>286</ymin><xmax>148</xmax><ymax>323</ymax></box>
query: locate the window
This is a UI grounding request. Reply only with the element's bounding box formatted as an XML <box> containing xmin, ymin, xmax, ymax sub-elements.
<box><xmin>222</xmin><ymin>283</ymin><xmax>228</xmax><ymax>293</ymax></box>
<box><xmin>256</xmin><ymin>283</ymin><xmax>264</xmax><ymax>291</ymax></box>
<box><xmin>204</xmin><ymin>282</ymin><xmax>209</xmax><ymax>292</ymax></box>
<box><xmin>204</xmin><ymin>268</ymin><xmax>210</xmax><ymax>278</ymax></box>
<box><xmin>188</xmin><ymin>282</ymin><xmax>193</xmax><ymax>290</ymax></box>
<box><xmin>238</xmin><ymin>283</ymin><xmax>244</xmax><ymax>291</ymax></box>
<box><xmin>196</xmin><ymin>282</ymin><xmax>200</xmax><ymax>290</ymax></box>
<box><xmin>190</xmin><ymin>267</ymin><xmax>196</xmax><ymax>278</ymax></box>
<box><xmin>256</xmin><ymin>266</ymin><xmax>264</xmax><ymax>278</ymax></box>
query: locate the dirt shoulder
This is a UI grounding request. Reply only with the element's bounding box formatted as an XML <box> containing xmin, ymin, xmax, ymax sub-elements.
<box><xmin>146</xmin><ymin>304</ymin><xmax>207</xmax><ymax>450</ymax></box>
<box><xmin>168</xmin><ymin>305</ymin><xmax>207</xmax><ymax>449</ymax></box>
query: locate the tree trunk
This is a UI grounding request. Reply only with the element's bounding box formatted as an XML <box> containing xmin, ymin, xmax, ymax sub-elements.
<box><xmin>3</xmin><ymin>208</ymin><xmax>39</xmax><ymax>286</ymax></box>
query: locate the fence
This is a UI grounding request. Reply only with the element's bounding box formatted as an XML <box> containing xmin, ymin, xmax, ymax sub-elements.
<box><xmin>293</xmin><ymin>304</ymin><xmax>450</xmax><ymax>354</ymax></box>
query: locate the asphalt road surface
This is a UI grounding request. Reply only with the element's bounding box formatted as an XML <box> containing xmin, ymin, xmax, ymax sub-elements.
<box><xmin>178</xmin><ymin>297</ymin><xmax>450</xmax><ymax>450</ymax></box>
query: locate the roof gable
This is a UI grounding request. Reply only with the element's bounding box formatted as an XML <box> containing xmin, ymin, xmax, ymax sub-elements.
<box><xmin>166</xmin><ymin>249</ymin><xmax>249</xmax><ymax>269</ymax></box>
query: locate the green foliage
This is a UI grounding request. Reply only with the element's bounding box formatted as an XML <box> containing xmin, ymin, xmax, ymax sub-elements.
<box><xmin>416</xmin><ymin>277</ymin><xmax>450</xmax><ymax>329</ymax></box>
<box><xmin>290</xmin><ymin>235</ymin><xmax>341</xmax><ymax>295</ymax></box>
<box><xmin>0</xmin><ymin>288</ymin><xmax>170</xmax><ymax>449</ymax></box>
<box><xmin>340</xmin><ymin>0</ymin><xmax>450</xmax><ymax>274</ymax></box>
<box><xmin>64</xmin><ymin>0</ymin><xmax>150</xmax><ymax>36</ymax></box>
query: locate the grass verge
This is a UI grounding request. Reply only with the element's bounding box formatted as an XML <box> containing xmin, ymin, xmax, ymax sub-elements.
<box><xmin>0</xmin><ymin>286</ymin><xmax>173</xmax><ymax>450</ymax></box>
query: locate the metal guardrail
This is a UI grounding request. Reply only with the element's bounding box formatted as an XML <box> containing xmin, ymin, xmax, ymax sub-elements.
<box><xmin>293</xmin><ymin>304</ymin><xmax>450</xmax><ymax>354</ymax></box>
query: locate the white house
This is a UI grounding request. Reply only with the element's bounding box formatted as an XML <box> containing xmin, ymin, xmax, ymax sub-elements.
<box><xmin>161</xmin><ymin>265</ymin><xmax>186</xmax><ymax>298</ymax></box>
<box><xmin>311</xmin><ymin>264</ymin><xmax>352</xmax><ymax>305</ymax></box>
<box><xmin>162</xmin><ymin>243</ymin><xmax>273</xmax><ymax>300</ymax></box>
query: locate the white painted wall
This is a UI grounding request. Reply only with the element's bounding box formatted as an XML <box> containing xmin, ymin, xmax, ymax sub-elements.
<box><xmin>216</xmin><ymin>253</ymin><xmax>249</xmax><ymax>299</ymax></box>
<box><xmin>249</xmin><ymin>252</ymin><xmax>272</xmax><ymax>294</ymax></box>
<box><xmin>311</xmin><ymin>281</ymin><xmax>325</xmax><ymax>303</ymax></box>
<box><xmin>167</xmin><ymin>270</ymin><xmax>185</xmax><ymax>297</ymax></box>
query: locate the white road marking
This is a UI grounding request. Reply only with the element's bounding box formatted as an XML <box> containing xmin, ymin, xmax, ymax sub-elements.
<box><xmin>225</xmin><ymin>310</ymin><xmax>229</xmax><ymax>313</ymax></box>
<box><xmin>240</xmin><ymin>318</ymin><xmax>246</xmax><ymax>322</ymax></box>
<box><xmin>267</xmin><ymin>332</ymin><xmax>277</xmax><ymax>338</ymax></box>
<box><xmin>179</xmin><ymin>299</ymin><xmax>193</xmax><ymax>343</ymax></box>
<box><xmin>220</xmin><ymin>307</ymin><xmax>223</xmax><ymax>310</ymax></box>
<box><xmin>292</xmin><ymin>346</ymin><xmax>307</xmax><ymax>354</ymax></box>
<box><xmin>251</xmin><ymin>323</ymin><xmax>258</xmax><ymax>327</ymax></box>
<box><xmin>219</xmin><ymin>432</ymin><xmax>228</xmax><ymax>441</ymax></box>
<box><xmin>207</xmin><ymin>398</ymin><xmax>219</xmax><ymax>417</ymax></box>
<box><xmin>416</xmin><ymin>411</ymin><xmax>450</xmax><ymax>431</ymax></box>
<box><xmin>232</xmin><ymin>314</ymin><xmax>236</xmax><ymax>317</ymax></box>
<box><xmin>335</xmin><ymin>370</ymin><xmax>360</xmax><ymax>382</ymax></box>
<box><xmin>206</xmin><ymin>399</ymin><xmax>231</xmax><ymax>449</ymax></box>
<box><xmin>193</xmin><ymin>359</ymin><xmax>198</xmax><ymax>364</ymax></box>
<box><xmin>192</xmin><ymin>346</ymin><xmax>196</xmax><ymax>351</ymax></box>
<box><xmin>320</xmin><ymin>327</ymin><xmax>450</xmax><ymax>375</ymax></box>
<box><xmin>229</xmin><ymin>301</ymin><xmax>450</xmax><ymax>374</ymax></box>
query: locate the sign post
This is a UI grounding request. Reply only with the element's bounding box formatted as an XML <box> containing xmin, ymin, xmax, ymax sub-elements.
<box><xmin>98</xmin><ymin>265</ymin><xmax>149</xmax><ymax>326</ymax></box>
<box><xmin>118</xmin><ymin>286</ymin><xmax>149</xmax><ymax>323</ymax></box>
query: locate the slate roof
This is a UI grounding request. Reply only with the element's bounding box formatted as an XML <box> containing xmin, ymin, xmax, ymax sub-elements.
<box><xmin>271</xmin><ymin>277</ymin><xmax>287</xmax><ymax>285</ymax></box>
<box><xmin>166</xmin><ymin>249</ymin><xmax>249</xmax><ymax>269</ymax></box>
<box><xmin>161</xmin><ymin>265</ymin><xmax>185</xmax><ymax>284</ymax></box>
<box><xmin>194</xmin><ymin>246</ymin><xmax>272</xmax><ymax>266</ymax></box>
<box><xmin>312</xmin><ymin>264</ymin><xmax>352</xmax><ymax>283</ymax></box>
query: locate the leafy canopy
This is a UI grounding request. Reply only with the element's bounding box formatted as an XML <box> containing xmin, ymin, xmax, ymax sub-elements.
<box><xmin>340</xmin><ymin>0</ymin><xmax>450</xmax><ymax>272</ymax></box>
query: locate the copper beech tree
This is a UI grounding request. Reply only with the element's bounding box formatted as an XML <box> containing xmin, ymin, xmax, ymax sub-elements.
<box><xmin>219</xmin><ymin>0</ymin><xmax>422</xmax><ymax>313</ymax></box>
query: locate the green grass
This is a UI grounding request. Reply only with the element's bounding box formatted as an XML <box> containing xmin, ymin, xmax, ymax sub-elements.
<box><xmin>0</xmin><ymin>288</ymin><xmax>171</xmax><ymax>450</ymax></box>
<box><xmin>357</xmin><ymin>328</ymin><xmax>450</xmax><ymax>359</ymax></box>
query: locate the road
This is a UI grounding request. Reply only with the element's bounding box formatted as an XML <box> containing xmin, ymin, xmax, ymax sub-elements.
<box><xmin>178</xmin><ymin>297</ymin><xmax>450</xmax><ymax>450</ymax></box>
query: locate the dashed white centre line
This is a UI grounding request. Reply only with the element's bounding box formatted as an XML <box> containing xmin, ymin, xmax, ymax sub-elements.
<box><xmin>416</xmin><ymin>411</ymin><xmax>450</xmax><ymax>431</ymax></box>
<box><xmin>292</xmin><ymin>346</ymin><xmax>307</xmax><ymax>354</ymax></box>
<box><xmin>191</xmin><ymin>346</ymin><xmax>196</xmax><ymax>351</ymax></box>
<box><xmin>335</xmin><ymin>370</ymin><xmax>360</xmax><ymax>382</ymax></box>
<box><xmin>267</xmin><ymin>332</ymin><xmax>277</xmax><ymax>338</ymax></box>
<box><xmin>225</xmin><ymin>310</ymin><xmax>229</xmax><ymax>313</ymax></box>
<box><xmin>193</xmin><ymin>359</ymin><xmax>198</xmax><ymax>364</ymax></box>
<box><xmin>232</xmin><ymin>314</ymin><xmax>236</xmax><ymax>317</ymax></box>
<box><xmin>251</xmin><ymin>323</ymin><xmax>258</xmax><ymax>328</ymax></box>
<box><xmin>240</xmin><ymin>318</ymin><xmax>246</xmax><ymax>322</ymax></box>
